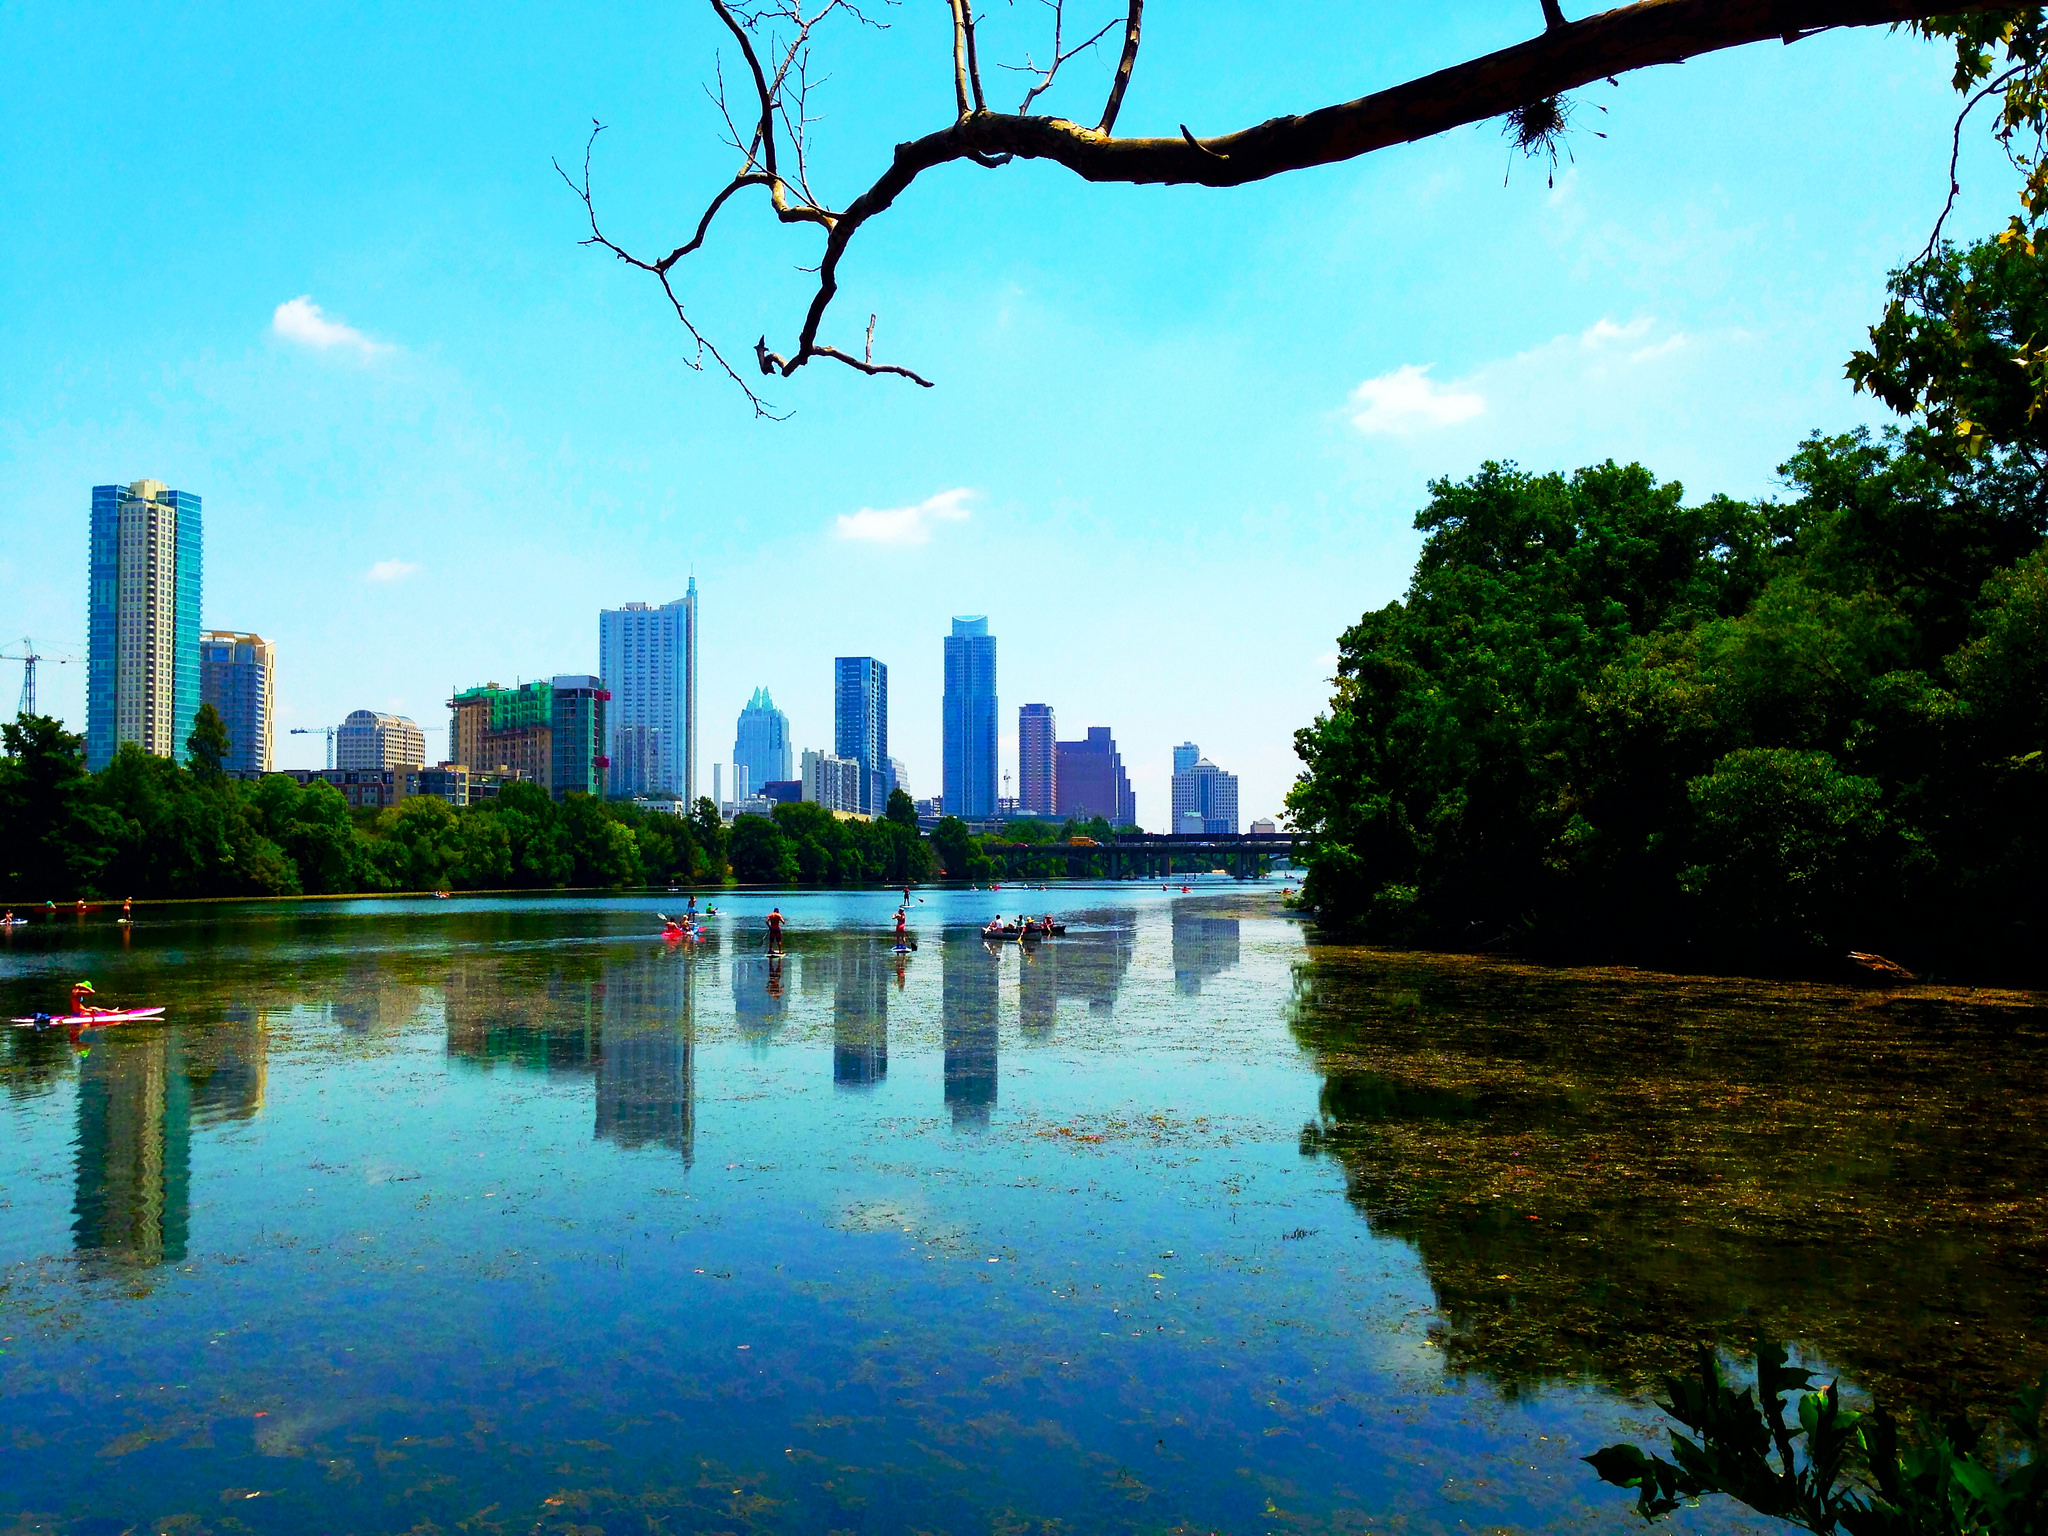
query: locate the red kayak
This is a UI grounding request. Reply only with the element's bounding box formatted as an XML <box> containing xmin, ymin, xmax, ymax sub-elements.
<box><xmin>10</xmin><ymin>1007</ymin><xmax>167</xmax><ymax>1028</ymax></box>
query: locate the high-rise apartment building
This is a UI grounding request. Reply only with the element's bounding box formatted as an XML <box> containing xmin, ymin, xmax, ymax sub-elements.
<box><xmin>801</xmin><ymin>748</ymin><xmax>865</xmax><ymax>813</ymax></box>
<box><xmin>1018</xmin><ymin>703</ymin><xmax>1057</xmax><ymax>814</ymax></box>
<box><xmin>451</xmin><ymin>679</ymin><xmax>553</xmax><ymax>790</ymax></box>
<box><xmin>1055</xmin><ymin>726</ymin><xmax>1137</xmax><ymax>827</ymax></box>
<box><xmin>87</xmin><ymin>479</ymin><xmax>203</xmax><ymax>770</ymax></box>
<box><xmin>550</xmin><ymin>675</ymin><xmax>609</xmax><ymax>800</ymax></box>
<box><xmin>599</xmin><ymin>584</ymin><xmax>697</xmax><ymax>804</ymax></box>
<box><xmin>734</xmin><ymin>687</ymin><xmax>792</xmax><ymax>798</ymax></box>
<box><xmin>942</xmin><ymin>616</ymin><xmax>997</xmax><ymax>821</ymax></box>
<box><xmin>834</xmin><ymin>656</ymin><xmax>889</xmax><ymax>815</ymax></box>
<box><xmin>198</xmin><ymin>631</ymin><xmax>275</xmax><ymax>775</ymax></box>
<box><xmin>1171</xmin><ymin>750</ymin><xmax>1240</xmax><ymax>834</ymax></box>
<box><xmin>337</xmin><ymin>710</ymin><xmax>426</xmax><ymax>771</ymax></box>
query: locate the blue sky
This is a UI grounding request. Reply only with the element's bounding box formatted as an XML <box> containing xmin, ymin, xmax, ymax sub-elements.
<box><xmin>0</xmin><ymin>2</ymin><xmax>2018</xmax><ymax>826</ymax></box>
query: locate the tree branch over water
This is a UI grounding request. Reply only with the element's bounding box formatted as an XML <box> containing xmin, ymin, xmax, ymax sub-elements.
<box><xmin>567</xmin><ymin>0</ymin><xmax>2021</xmax><ymax>412</ymax></box>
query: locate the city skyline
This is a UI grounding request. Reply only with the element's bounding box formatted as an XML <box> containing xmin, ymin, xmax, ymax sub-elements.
<box><xmin>5</xmin><ymin>12</ymin><xmax>1986</xmax><ymax>831</ymax></box>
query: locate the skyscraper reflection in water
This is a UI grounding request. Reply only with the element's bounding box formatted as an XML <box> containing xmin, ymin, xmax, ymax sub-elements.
<box><xmin>1017</xmin><ymin>910</ymin><xmax>1136</xmax><ymax>1036</ymax></box>
<box><xmin>942</xmin><ymin>933</ymin><xmax>999</xmax><ymax>1128</ymax></box>
<box><xmin>831</xmin><ymin>940</ymin><xmax>889</xmax><ymax>1088</ymax></box>
<box><xmin>596</xmin><ymin>951</ymin><xmax>696</xmax><ymax>1162</ymax></box>
<box><xmin>1172</xmin><ymin>906</ymin><xmax>1243</xmax><ymax>995</ymax></box>
<box><xmin>732</xmin><ymin>952</ymin><xmax>790</xmax><ymax>1045</ymax></box>
<box><xmin>73</xmin><ymin>1030</ymin><xmax>193</xmax><ymax>1267</ymax></box>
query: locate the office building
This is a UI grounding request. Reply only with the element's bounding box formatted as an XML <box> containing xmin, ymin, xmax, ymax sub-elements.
<box><xmin>87</xmin><ymin>479</ymin><xmax>203</xmax><ymax>770</ymax></box>
<box><xmin>600</xmin><ymin>585</ymin><xmax>697</xmax><ymax>803</ymax></box>
<box><xmin>1171</xmin><ymin>751</ymin><xmax>1240</xmax><ymax>835</ymax></box>
<box><xmin>834</xmin><ymin>656</ymin><xmax>889</xmax><ymax>814</ymax></box>
<box><xmin>337</xmin><ymin>709</ymin><xmax>426</xmax><ymax>771</ymax></box>
<box><xmin>1055</xmin><ymin>726</ymin><xmax>1137</xmax><ymax>827</ymax></box>
<box><xmin>1018</xmin><ymin>703</ymin><xmax>1057</xmax><ymax>815</ymax></box>
<box><xmin>802</xmin><ymin>748</ymin><xmax>865</xmax><ymax>814</ymax></box>
<box><xmin>1250</xmin><ymin>817</ymin><xmax>1278</xmax><ymax>835</ymax></box>
<box><xmin>198</xmin><ymin>631</ymin><xmax>274</xmax><ymax>775</ymax></box>
<box><xmin>942</xmin><ymin>617</ymin><xmax>997</xmax><ymax>820</ymax></box>
<box><xmin>734</xmin><ymin>687</ymin><xmax>792</xmax><ymax>799</ymax></box>
<box><xmin>550</xmin><ymin>675</ymin><xmax>609</xmax><ymax>800</ymax></box>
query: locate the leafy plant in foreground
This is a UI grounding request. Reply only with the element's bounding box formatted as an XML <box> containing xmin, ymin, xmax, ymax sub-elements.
<box><xmin>1586</xmin><ymin>1341</ymin><xmax>2047</xmax><ymax>1533</ymax></box>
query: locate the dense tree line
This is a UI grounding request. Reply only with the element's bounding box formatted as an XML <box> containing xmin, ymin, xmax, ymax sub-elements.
<box><xmin>0</xmin><ymin>713</ymin><xmax>730</xmax><ymax>898</ymax></box>
<box><xmin>1287</xmin><ymin>225</ymin><xmax>2048</xmax><ymax>984</ymax></box>
<box><xmin>727</xmin><ymin>791</ymin><xmax>937</xmax><ymax>886</ymax></box>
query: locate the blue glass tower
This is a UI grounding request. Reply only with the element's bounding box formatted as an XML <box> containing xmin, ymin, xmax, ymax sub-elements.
<box><xmin>733</xmin><ymin>687</ymin><xmax>792</xmax><ymax>796</ymax></box>
<box><xmin>834</xmin><ymin>656</ymin><xmax>889</xmax><ymax>815</ymax></box>
<box><xmin>943</xmin><ymin>616</ymin><xmax>997</xmax><ymax>820</ymax></box>
<box><xmin>87</xmin><ymin>479</ymin><xmax>203</xmax><ymax>770</ymax></box>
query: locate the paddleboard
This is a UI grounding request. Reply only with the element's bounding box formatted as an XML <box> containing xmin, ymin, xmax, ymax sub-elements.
<box><xmin>10</xmin><ymin>1007</ymin><xmax>167</xmax><ymax>1028</ymax></box>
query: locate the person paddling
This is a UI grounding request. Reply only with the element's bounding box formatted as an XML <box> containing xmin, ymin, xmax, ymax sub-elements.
<box><xmin>67</xmin><ymin>980</ymin><xmax>110</xmax><ymax>1019</ymax></box>
<box><xmin>766</xmin><ymin>907</ymin><xmax>785</xmax><ymax>951</ymax></box>
<box><xmin>893</xmin><ymin>908</ymin><xmax>910</xmax><ymax>947</ymax></box>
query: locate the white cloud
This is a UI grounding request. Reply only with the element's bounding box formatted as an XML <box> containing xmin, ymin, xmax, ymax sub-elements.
<box><xmin>366</xmin><ymin>558</ymin><xmax>419</xmax><ymax>582</ymax></box>
<box><xmin>1347</xmin><ymin>364</ymin><xmax>1486</xmax><ymax>436</ymax></box>
<box><xmin>834</xmin><ymin>487</ymin><xmax>974</xmax><ymax>546</ymax></box>
<box><xmin>272</xmin><ymin>295</ymin><xmax>388</xmax><ymax>356</ymax></box>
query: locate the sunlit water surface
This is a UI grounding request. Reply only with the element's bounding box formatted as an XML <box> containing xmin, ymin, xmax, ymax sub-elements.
<box><xmin>4</xmin><ymin>883</ymin><xmax>2035</xmax><ymax>1534</ymax></box>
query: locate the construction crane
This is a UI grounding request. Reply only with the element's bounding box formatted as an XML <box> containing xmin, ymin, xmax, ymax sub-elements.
<box><xmin>291</xmin><ymin>725</ymin><xmax>338</xmax><ymax>770</ymax></box>
<box><xmin>1</xmin><ymin>636</ymin><xmax>79</xmax><ymax>717</ymax></box>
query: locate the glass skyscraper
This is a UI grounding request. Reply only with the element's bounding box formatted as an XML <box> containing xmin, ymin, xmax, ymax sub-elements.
<box><xmin>199</xmin><ymin>631</ymin><xmax>275</xmax><ymax>775</ymax></box>
<box><xmin>943</xmin><ymin>616</ymin><xmax>997</xmax><ymax>821</ymax></box>
<box><xmin>87</xmin><ymin>479</ymin><xmax>202</xmax><ymax>770</ymax></box>
<box><xmin>834</xmin><ymin>656</ymin><xmax>889</xmax><ymax>815</ymax></box>
<box><xmin>734</xmin><ymin>686</ymin><xmax>792</xmax><ymax>796</ymax></box>
<box><xmin>599</xmin><ymin>582</ymin><xmax>697</xmax><ymax>804</ymax></box>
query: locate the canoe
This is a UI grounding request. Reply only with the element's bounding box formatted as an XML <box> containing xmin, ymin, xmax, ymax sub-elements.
<box><xmin>984</xmin><ymin>924</ymin><xmax>1066</xmax><ymax>937</ymax></box>
<box><xmin>10</xmin><ymin>1007</ymin><xmax>167</xmax><ymax>1028</ymax></box>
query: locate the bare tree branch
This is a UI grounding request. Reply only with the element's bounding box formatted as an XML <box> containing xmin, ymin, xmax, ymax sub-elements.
<box><xmin>576</xmin><ymin>0</ymin><xmax>2013</xmax><ymax>411</ymax></box>
<box><xmin>1917</xmin><ymin>62</ymin><xmax>2025</xmax><ymax>264</ymax></box>
<box><xmin>1006</xmin><ymin>1</ymin><xmax>1121</xmax><ymax>117</ymax></box>
<box><xmin>1098</xmin><ymin>0</ymin><xmax>1143</xmax><ymax>132</ymax></box>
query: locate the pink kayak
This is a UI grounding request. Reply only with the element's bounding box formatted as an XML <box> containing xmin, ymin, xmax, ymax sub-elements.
<box><xmin>10</xmin><ymin>1007</ymin><xmax>167</xmax><ymax>1028</ymax></box>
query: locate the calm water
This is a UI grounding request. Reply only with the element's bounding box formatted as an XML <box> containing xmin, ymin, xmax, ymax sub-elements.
<box><xmin>1</xmin><ymin>885</ymin><xmax>2039</xmax><ymax>1535</ymax></box>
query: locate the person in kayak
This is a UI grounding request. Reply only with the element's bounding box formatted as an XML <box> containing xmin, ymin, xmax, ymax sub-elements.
<box><xmin>67</xmin><ymin>980</ymin><xmax>110</xmax><ymax>1019</ymax></box>
<box><xmin>766</xmin><ymin>907</ymin><xmax>785</xmax><ymax>951</ymax></box>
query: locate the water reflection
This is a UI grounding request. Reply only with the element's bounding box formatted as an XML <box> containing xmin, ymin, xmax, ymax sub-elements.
<box><xmin>1172</xmin><ymin>906</ymin><xmax>1241</xmax><ymax>995</ymax></box>
<box><xmin>74</xmin><ymin>1029</ymin><xmax>192</xmax><ymax>1267</ymax></box>
<box><xmin>445</xmin><ymin>948</ymin><xmax>698</xmax><ymax>1161</ymax></box>
<box><xmin>596</xmin><ymin>953</ymin><xmax>696</xmax><ymax>1161</ymax></box>
<box><xmin>942</xmin><ymin>933</ymin><xmax>999</xmax><ymax>1127</ymax></box>
<box><xmin>1289</xmin><ymin>945</ymin><xmax>2048</xmax><ymax>1408</ymax></box>
<box><xmin>1018</xmin><ymin>909</ymin><xmax>1136</xmax><ymax>1034</ymax></box>
<box><xmin>732</xmin><ymin>950</ymin><xmax>788</xmax><ymax>1044</ymax></box>
<box><xmin>830</xmin><ymin>941</ymin><xmax>890</xmax><ymax>1089</ymax></box>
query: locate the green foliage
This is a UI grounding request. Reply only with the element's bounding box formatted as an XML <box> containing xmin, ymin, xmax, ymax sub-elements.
<box><xmin>721</xmin><ymin>801</ymin><xmax>933</xmax><ymax>887</ymax></box>
<box><xmin>1288</xmin><ymin>243</ymin><xmax>2048</xmax><ymax>980</ymax></box>
<box><xmin>0</xmin><ymin>733</ymin><xmax>742</xmax><ymax>899</ymax></box>
<box><xmin>186</xmin><ymin>702</ymin><xmax>231</xmax><ymax>783</ymax></box>
<box><xmin>1588</xmin><ymin>1342</ymin><xmax>2048</xmax><ymax>1534</ymax></box>
<box><xmin>885</xmin><ymin>786</ymin><xmax>919</xmax><ymax>828</ymax></box>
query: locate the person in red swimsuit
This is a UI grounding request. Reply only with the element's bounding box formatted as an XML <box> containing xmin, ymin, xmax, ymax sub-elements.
<box><xmin>67</xmin><ymin>980</ymin><xmax>109</xmax><ymax>1019</ymax></box>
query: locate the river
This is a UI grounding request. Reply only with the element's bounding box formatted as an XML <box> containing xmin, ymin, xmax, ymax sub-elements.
<box><xmin>2</xmin><ymin>883</ymin><xmax>2040</xmax><ymax>1533</ymax></box>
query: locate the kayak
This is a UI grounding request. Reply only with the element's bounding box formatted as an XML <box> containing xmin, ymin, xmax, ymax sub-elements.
<box><xmin>10</xmin><ymin>1007</ymin><xmax>167</xmax><ymax>1028</ymax></box>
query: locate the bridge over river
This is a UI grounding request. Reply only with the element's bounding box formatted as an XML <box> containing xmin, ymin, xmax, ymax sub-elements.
<box><xmin>975</xmin><ymin>831</ymin><xmax>1296</xmax><ymax>880</ymax></box>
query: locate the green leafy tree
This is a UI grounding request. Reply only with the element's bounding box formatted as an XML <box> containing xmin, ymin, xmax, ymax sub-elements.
<box><xmin>1588</xmin><ymin>1342</ymin><xmax>2047</xmax><ymax>1534</ymax></box>
<box><xmin>930</xmin><ymin>815</ymin><xmax>974</xmax><ymax>879</ymax></box>
<box><xmin>0</xmin><ymin>714</ymin><xmax>107</xmax><ymax>897</ymax></box>
<box><xmin>186</xmin><ymin>702</ymin><xmax>231</xmax><ymax>784</ymax></box>
<box><xmin>885</xmin><ymin>786</ymin><xmax>918</xmax><ymax>828</ymax></box>
<box><xmin>728</xmin><ymin>812</ymin><xmax>796</xmax><ymax>884</ymax></box>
